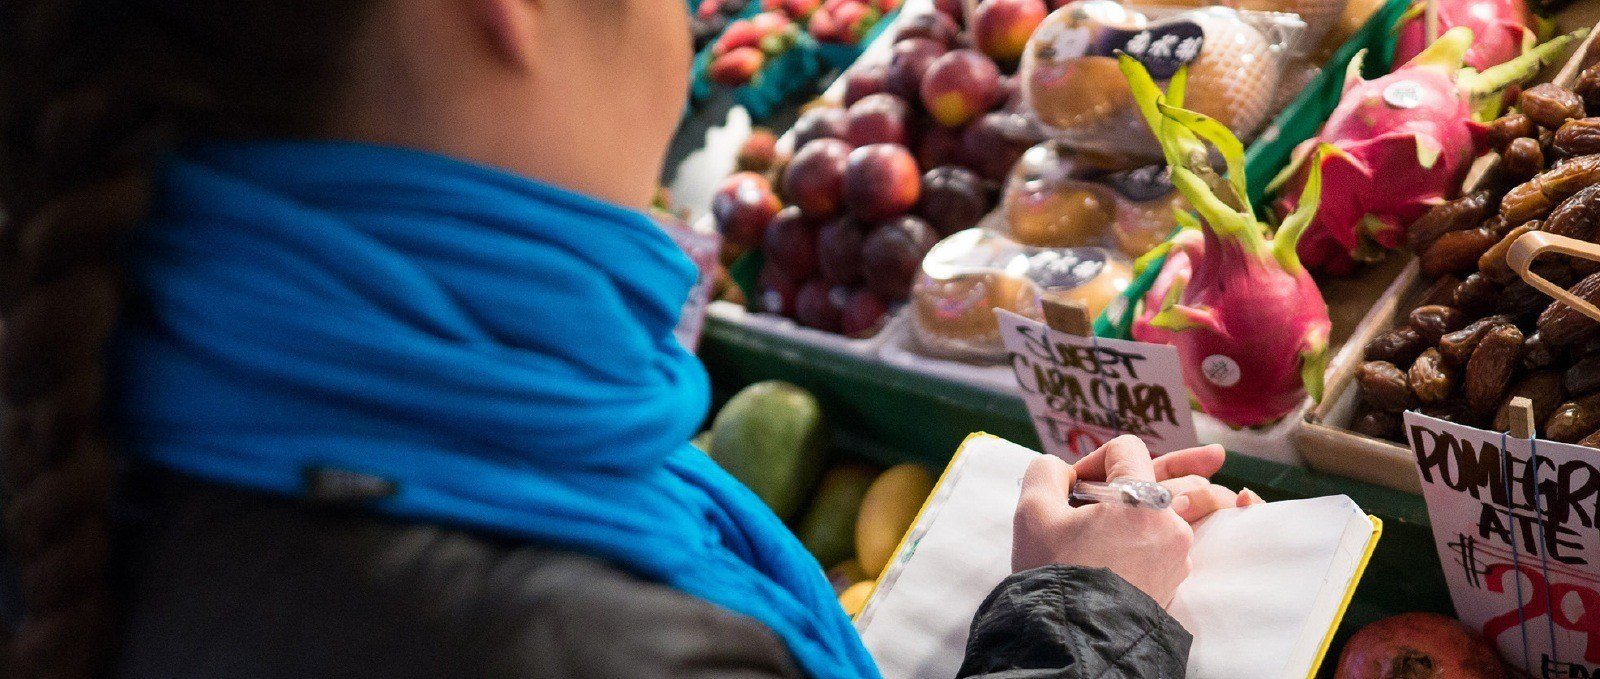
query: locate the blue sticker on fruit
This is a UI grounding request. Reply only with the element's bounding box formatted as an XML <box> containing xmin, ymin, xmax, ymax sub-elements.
<box><xmin>1094</xmin><ymin>23</ymin><xmax>1204</xmax><ymax>80</ymax></box>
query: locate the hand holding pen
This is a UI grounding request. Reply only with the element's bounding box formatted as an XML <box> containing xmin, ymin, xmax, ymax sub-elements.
<box><xmin>1010</xmin><ymin>436</ymin><xmax>1263</xmax><ymax>607</ymax></box>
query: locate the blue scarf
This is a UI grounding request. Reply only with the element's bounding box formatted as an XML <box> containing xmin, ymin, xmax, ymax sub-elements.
<box><xmin>111</xmin><ymin>141</ymin><xmax>880</xmax><ymax>679</ymax></box>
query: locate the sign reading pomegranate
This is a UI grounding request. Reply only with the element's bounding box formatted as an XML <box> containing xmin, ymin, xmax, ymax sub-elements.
<box><xmin>1405</xmin><ymin>412</ymin><xmax>1600</xmax><ymax>678</ymax></box>
<box><xmin>998</xmin><ymin>308</ymin><xmax>1197</xmax><ymax>460</ymax></box>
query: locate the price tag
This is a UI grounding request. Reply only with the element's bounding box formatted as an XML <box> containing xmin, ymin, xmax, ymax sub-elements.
<box><xmin>1404</xmin><ymin>411</ymin><xmax>1600</xmax><ymax>677</ymax></box>
<box><xmin>997</xmin><ymin>307</ymin><xmax>1198</xmax><ymax>460</ymax></box>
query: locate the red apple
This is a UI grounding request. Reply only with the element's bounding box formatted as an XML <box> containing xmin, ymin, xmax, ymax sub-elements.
<box><xmin>795</xmin><ymin>278</ymin><xmax>842</xmax><ymax>331</ymax></box>
<box><xmin>972</xmin><ymin>0</ymin><xmax>1047</xmax><ymax>65</ymax></box>
<box><xmin>843</xmin><ymin>62</ymin><xmax>889</xmax><ymax>107</ymax></box>
<box><xmin>712</xmin><ymin>172</ymin><xmax>783</xmax><ymax>248</ymax></box>
<box><xmin>711</xmin><ymin>47</ymin><xmax>766</xmax><ymax>87</ymax></box>
<box><xmin>921</xmin><ymin>49</ymin><xmax>1002</xmax><ymax>127</ymax></box>
<box><xmin>883</xmin><ymin>37</ymin><xmax>947</xmax><ymax>101</ymax></box>
<box><xmin>844</xmin><ymin>93</ymin><xmax>911</xmax><ymax>147</ymax></box>
<box><xmin>783</xmin><ymin>138</ymin><xmax>852</xmax><ymax>218</ymax></box>
<box><xmin>792</xmin><ymin>107</ymin><xmax>848</xmax><ymax>149</ymax></box>
<box><xmin>917</xmin><ymin>165</ymin><xmax>989</xmax><ymax>236</ymax></box>
<box><xmin>1335</xmin><ymin>613</ymin><xmax>1505</xmax><ymax>679</ymax></box>
<box><xmin>817</xmin><ymin>217</ymin><xmax>866</xmax><ymax>285</ymax></box>
<box><xmin>861</xmin><ymin>215</ymin><xmax>938</xmax><ymax>298</ymax></box>
<box><xmin>839</xmin><ymin>287</ymin><xmax>891</xmax><ymax>338</ymax></box>
<box><xmin>844</xmin><ymin>143</ymin><xmax>921</xmax><ymax>222</ymax></box>
<box><xmin>762</xmin><ymin>207</ymin><xmax>821</xmax><ymax>281</ymax></box>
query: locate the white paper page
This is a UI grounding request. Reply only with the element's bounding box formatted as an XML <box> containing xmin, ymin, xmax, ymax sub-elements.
<box><xmin>857</xmin><ymin>435</ymin><xmax>1372</xmax><ymax>679</ymax></box>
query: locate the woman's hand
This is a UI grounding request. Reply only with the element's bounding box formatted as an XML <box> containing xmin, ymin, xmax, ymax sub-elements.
<box><xmin>1010</xmin><ymin>436</ymin><xmax>1262</xmax><ymax>606</ymax></box>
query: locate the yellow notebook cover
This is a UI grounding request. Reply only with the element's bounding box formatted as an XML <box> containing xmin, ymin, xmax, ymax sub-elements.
<box><xmin>854</xmin><ymin>433</ymin><xmax>1382</xmax><ymax>679</ymax></box>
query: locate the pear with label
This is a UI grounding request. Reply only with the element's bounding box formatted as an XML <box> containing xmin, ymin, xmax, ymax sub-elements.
<box><xmin>1122</xmin><ymin>54</ymin><xmax>1333</xmax><ymax>428</ymax></box>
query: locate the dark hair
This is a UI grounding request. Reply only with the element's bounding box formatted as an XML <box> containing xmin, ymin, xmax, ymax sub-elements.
<box><xmin>0</xmin><ymin>2</ymin><xmax>380</xmax><ymax>675</ymax></box>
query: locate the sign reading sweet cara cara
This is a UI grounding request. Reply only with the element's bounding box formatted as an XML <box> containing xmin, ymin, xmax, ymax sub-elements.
<box><xmin>1406</xmin><ymin>411</ymin><xmax>1600</xmax><ymax>678</ymax></box>
<box><xmin>997</xmin><ymin>308</ymin><xmax>1198</xmax><ymax>460</ymax></box>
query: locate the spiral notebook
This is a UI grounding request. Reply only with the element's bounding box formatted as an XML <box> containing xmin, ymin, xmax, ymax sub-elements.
<box><xmin>854</xmin><ymin>434</ymin><xmax>1381</xmax><ymax>679</ymax></box>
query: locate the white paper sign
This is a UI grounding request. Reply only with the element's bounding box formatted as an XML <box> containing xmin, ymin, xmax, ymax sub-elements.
<box><xmin>1405</xmin><ymin>411</ymin><xmax>1600</xmax><ymax>678</ymax></box>
<box><xmin>997</xmin><ymin>308</ymin><xmax>1199</xmax><ymax>459</ymax></box>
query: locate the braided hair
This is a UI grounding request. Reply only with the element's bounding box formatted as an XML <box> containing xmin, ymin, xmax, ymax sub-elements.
<box><xmin>0</xmin><ymin>1</ymin><xmax>380</xmax><ymax>676</ymax></box>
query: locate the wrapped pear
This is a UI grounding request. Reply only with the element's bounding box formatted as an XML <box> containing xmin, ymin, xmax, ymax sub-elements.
<box><xmin>1001</xmin><ymin>142</ymin><xmax>1188</xmax><ymax>256</ymax></box>
<box><xmin>911</xmin><ymin>229</ymin><xmax>1133</xmax><ymax>361</ymax></box>
<box><xmin>1022</xmin><ymin>1</ymin><xmax>1301</xmax><ymax>158</ymax></box>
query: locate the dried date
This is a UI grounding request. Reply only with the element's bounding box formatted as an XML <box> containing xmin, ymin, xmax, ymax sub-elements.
<box><xmin>1479</xmin><ymin>222</ymin><xmax>1537</xmax><ymax>283</ymax></box>
<box><xmin>1543</xmin><ymin>183</ymin><xmax>1600</xmax><ymax>241</ymax></box>
<box><xmin>1453</xmin><ymin>273</ymin><xmax>1499</xmax><ymax>317</ymax></box>
<box><xmin>1523</xmin><ymin>331</ymin><xmax>1559</xmax><ymax>370</ymax></box>
<box><xmin>1409</xmin><ymin>348</ymin><xmax>1455</xmax><ymax>403</ymax></box>
<box><xmin>1579</xmin><ymin>427</ymin><xmax>1600</xmax><ymax>449</ymax></box>
<box><xmin>1439</xmin><ymin>315</ymin><xmax>1513</xmax><ymax>366</ymax></box>
<box><xmin>1364</xmin><ymin>326</ymin><xmax>1427</xmax><ymax>365</ymax></box>
<box><xmin>1502</xmin><ymin>137</ymin><xmax>1545</xmax><ymax>180</ymax></box>
<box><xmin>1493</xmin><ymin>371</ymin><xmax>1565</xmax><ymax>432</ymax></box>
<box><xmin>1407</xmin><ymin>191</ymin><xmax>1491</xmax><ymax>253</ymax></box>
<box><xmin>1523</xmin><ymin>84</ymin><xmax>1586</xmax><ymax>129</ymax></box>
<box><xmin>1421</xmin><ymin>227</ymin><xmax>1499</xmax><ymax>277</ymax></box>
<box><xmin>1408</xmin><ymin>305</ymin><xmax>1466</xmax><ymax>343</ymax></box>
<box><xmin>1421</xmin><ymin>399</ymin><xmax>1475</xmax><ymax>426</ymax></box>
<box><xmin>1546</xmin><ymin>393</ymin><xmax>1600</xmax><ymax>442</ymax></box>
<box><xmin>1488</xmin><ymin>113</ymin><xmax>1537</xmax><ymax>153</ymax></box>
<box><xmin>1538</xmin><ymin>271</ymin><xmax>1600</xmax><ymax>345</ymax></box>
<box><xmin>1567</xmin><ymin>354</ymin><xmax>1600</xmax><ymax>397</ymax></box>
<box><xmin>1500</xmin><ymin>280</ymin><xmax>1553</xmax><ymax>323</ymax></box>
<box><xmin>1420</xmin><ymin>274</ymin><xmax>1461</xmax><ymax>308</ymax></box>
<box><xmin>1555</xmin><ymin>118</ymin><xmax>1600</xmax><ymax>157</ymax></box>
<box><xmin>1351</xmin><ymin>409</ymin><xmax>1403</xmax><ymax>441</ymax></box>
<box><xmin>1465</xmin><ymin>323</ymin><xmax>1524</xmax><ymax>417</ymax></box>
<box><xmin>1358</xmin><ymin>361</ymin><xmax>1415</xmax><ymax>412</ymax></box>
<box><xmin>1579</xmin><ymin>63</ymin><xmax>1600</xmax><ymax>115</ymax></box>
<box><xmin>1502</xmin><ymin>154</ymin><xmax>1600</xmax><ymax>225</ymax></box>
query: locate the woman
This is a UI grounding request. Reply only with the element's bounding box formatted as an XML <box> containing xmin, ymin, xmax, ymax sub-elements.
<box><xmin>0</xmin><ymin>0</ymin><xmax>1253</xmax><ymax>677</ymax></box>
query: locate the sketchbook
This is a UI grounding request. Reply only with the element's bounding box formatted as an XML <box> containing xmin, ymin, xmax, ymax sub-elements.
<box><xmin>854</xmin><ymin>434</ymin><xmax>1381</xmax><ymax>678</ymax></box>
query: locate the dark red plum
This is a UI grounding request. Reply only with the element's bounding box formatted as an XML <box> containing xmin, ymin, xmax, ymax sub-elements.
<box><xmin>711</xmin><ymin>172</ymin><xmax>782</xmax><ymax>248</ymax></box>
<box><xmin>843</xmin><ymin>143</ymin><xmax>921</xmax><ymax>222</ymax></box>
<box><xmin>917</xmin><ymin>165</ymin><xmax>988</xmax><ymax>236</ymax></box>
<box><xmin>917</xmin><ymin>123</ymin><xmax>962</xmax><ymax>168</ymax></box>
<box><xmin>782</xmin><ymin>138</ymin><xmax>851</xmax><ymax>217</ymax></box>
<box><xmin>761</xmin><ymin>207</ymin><xmax>820</xmax><ymax>281</ymax></box>
<box><xmin>817</xmin><ymin>217</ymin><xmax>866</xmax><ymax>285</ymax></box>
<box><xmin>957</xmin><ymin>111</ymin><xmax>1035</xmax><ymax>181</ymax></box>
<box><xmin>791</xmin><ymin>107</ymin><xmax>848</xmax><ymax>149</ymax></box>
<box><xmin>895</xmin><ymin>11</ymin><xmax>961</xmax><ymax>46</ymax></box>
<box><xmin>758</xmin><ymin>266</ymin><xmax>802</xmax><ymax>317</ymax></box>
<box><xmin>839</xmin><ymin>288</ymin><xmax>891</xmax><ymax>338</ymax></box>
<box><xmin>843</xmin><ymin>62</ymin><xmax>889</xmax><ymax>107</ymax></box>
<box><xmin>795</xmin><ymin>278</ymin><xmax>842</xmax><ymax>331</ymax></box>
<box><xmin>883</xmin><ymin>38</ymin><xmax>947</xmax><ymax>101</ymax></box>
<box><xmin>844</xmin><ymin>93</ymin><xmax>911</xmax><ymax>148</ymax></box>
<box><xmin>861</xmin><ymin>215</ymin><xmax>938</xmax><ymax>299</ymax></box>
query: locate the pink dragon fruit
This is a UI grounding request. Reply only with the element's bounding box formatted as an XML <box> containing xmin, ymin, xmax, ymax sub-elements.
<box><xmin>1271</xmin><ymin>27</ymin><xmax>1582</xmax><ymax>274</ymax></box>
<box><xmin>1121</xmin><ymin>55</ymin><xmax>1332</xmax><ymax>428</ymax></box>
<box><xmin>1395</xmin><ymin>0</ymin><xmax>1534</xmax><ymax>74</ymax></box>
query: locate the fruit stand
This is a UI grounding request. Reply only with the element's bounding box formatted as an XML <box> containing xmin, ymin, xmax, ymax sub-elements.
<box><xmin>676</xmin><ymin>0</ymin><xmax>1600</xmax><ymax>673</ymax></box>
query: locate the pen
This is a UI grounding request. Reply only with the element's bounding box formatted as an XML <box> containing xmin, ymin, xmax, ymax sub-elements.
<box><xmin>1070</xmin><ymin>479</ymin><xmax>1172</xmax><ymax>510</ymax></box>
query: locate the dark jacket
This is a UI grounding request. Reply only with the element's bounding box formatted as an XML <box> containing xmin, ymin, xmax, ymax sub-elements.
<box><xmin>111</xmin><ymin>474</ymin><xmax>1190</xmax><ymax>678</ymax></box>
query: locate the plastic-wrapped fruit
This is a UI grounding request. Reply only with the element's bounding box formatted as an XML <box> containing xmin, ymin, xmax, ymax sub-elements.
<box><xmin>910</xmin><ymin>229</ymin><xmax>1134</xmax><ymax>361</ymax></box>
<box><xmin>1162</xmin><ymin>0</ymin><xmax>1345</xmax><ymax>50</ymax></box>
<box><xmin>1001</xmin><ymin>143</ymin><xmax>1117</xmax><ymax>248</ymax></box>
<box><xmin>1022</xmin><ymin>2</ymin><xmax>1284</xmax><ymax>156</ymax></box>
<box><xmin>1102</xmin><ymin>163</ymin><xmax>1187</xmax><ymax>257</ymax></box>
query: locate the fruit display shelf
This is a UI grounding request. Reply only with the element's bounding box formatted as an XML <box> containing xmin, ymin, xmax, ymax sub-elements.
<box><xmin>698</xmin><ymin>307</ymin><xmax>1454</xmax><ymax>659</ymax></box>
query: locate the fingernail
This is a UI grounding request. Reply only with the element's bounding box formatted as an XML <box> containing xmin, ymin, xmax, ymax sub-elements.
<box><xmin>1171</xmin><ymin>495</ymin><xmax>1191</xmax><ymax>514</ymax></box>
<box><xmin>1240</xmin><ymin>488</ymin><xmax>1263</xmax><ymax>506</ymax></box>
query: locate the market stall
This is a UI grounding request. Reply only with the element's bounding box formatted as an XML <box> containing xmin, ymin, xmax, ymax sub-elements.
<box><xmin>675</xmin><ymin>0</ymin><xmax>1600</xmax><ymax>673</ymax></box>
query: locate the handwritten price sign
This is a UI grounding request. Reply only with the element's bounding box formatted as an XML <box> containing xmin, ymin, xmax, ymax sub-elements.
<box><xmin>1406</xmin><ymin>412</ymin><xmax>1600</xmax><ymax>677</ymax></box>
<box><xmin>998</xmin><ymin>309</ymin><xmax>1198</xmax><ymax>460</ymax></box>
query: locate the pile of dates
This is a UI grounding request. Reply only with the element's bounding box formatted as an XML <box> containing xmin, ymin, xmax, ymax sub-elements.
<box><xmin>1354</xmin><ymin>65</ymin><xmax>1600</xmax><ymax>447</ymax></box>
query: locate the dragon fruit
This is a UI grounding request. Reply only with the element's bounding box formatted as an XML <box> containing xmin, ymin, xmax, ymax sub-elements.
<box><xmin>1395</xmin><ymin>0</ymin><xmax>1534</xmax><ymax>74</ymax></box>
<box><xmin>1271</xmin><ymin>26</ymin><xmax>1583</xmax><ymax>274</ymax></box>
<box><xmin>1121</xmin><ymin>55</ymin><xmax>1333</xmax><ymax>428</ymax></box>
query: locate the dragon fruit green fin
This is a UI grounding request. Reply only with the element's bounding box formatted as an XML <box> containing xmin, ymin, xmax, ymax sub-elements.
<box><xmin>1300</xmin><ymin>331</ymin><xmax>1330</xmax><ymax>404</ymax></box>
<box><xmin>1150</xmin><ymin>302</ymin><xmax>1222</xmax><ymax>334</ymax></box>
<box><xmin>1416</xmin><ymin>133</ymin><xmax>1442</xmax><ymax>169</ymax></box>
<box><xmin>1406</xmin><ymin>26</ymin><xmax>1473</xmax><ymax>73</ymax></box>
<box><xmin>1459</xmin><ymin>28</ymin><xmax>1589</xmax><ymax>98</ymax></box>
<box><xmin>1159</xmin><ymin>101</ymin><xmax>1248</xmax><ymax>210</ymax></box>
<box><xmin>1343</xmin><ymin>49</ymin><xmax>1368</xmax><ymax>94</ymax></box>
<box><xmin>1273</xmin><ymin>144</ymin><xmax>1329</xmax><ymax>275</ymax></box>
